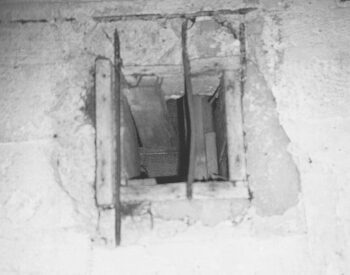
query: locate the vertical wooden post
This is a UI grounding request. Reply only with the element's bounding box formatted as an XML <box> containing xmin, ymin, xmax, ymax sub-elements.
<box><xmin>95</xmin><ymin>53</ymin><xmax>121</xmax><ymax>245</ymax></box>
<box><xmin>95</xmin><ymin>58</ymin><xmax>115</xmax><ymax>206</ymax></box>
<box><xmin>224</xmin><ymin>70</ymin><xmax>246</xmax><ymax>182</ymax></box>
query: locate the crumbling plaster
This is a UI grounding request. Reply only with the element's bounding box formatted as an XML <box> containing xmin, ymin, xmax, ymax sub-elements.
<box><xmin>247</xmin><ymin>0</ymin><xmax>350</xmax><ymax>273</ymax></box>
<box><xmin>0</xmin><ymin>0</ymin><xmax>350</xmax><ymax>274</ymax></box>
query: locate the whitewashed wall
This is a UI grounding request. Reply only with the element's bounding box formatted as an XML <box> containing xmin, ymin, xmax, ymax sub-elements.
<box><xmin>0</xmin><ymin>0</ymin><xmax>349</xmax><ymax>274</ymax></box>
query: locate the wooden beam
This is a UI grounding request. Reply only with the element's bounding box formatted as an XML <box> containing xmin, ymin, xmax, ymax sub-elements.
<box><xmin>121</xmin><ymin>181</ymin><xmax>249</xmax><ymax>202</ymax></box>
<box><xmin>122</xmin><ymin>56</ymin><xmax>240</xmax><ymax>77</ymax></box>
<box><xmin>214</xmin><ymin>82</ymin><xmax>229</xmax><ymax>179</ymax></box>
<box><xmin>193</xmin><ymin>95</ymin><xmax>208</xmax><ymax>180</ymax></box>
<box><xmin>121</xmin><ymin>93</ymin><xmax>141</xmax><ymax>179</ymax></box>
<box><xmin>123</xmin><ymin>84</ymin><xmax>176</xmax><ymax>150</ymax></box>
<box><xmin>224</xmin><ymin>70</ymin><xmax>246</xmax><ymax>181</ymax></box>
<box><xmin>205</xmin><ymin>132</ymin><xmax>219</xmax><ymax>177</ymax></box>
<box><xmin>95</xmin><ymin>58</ymin><xmax>115</xmax><ymax>206</ymax></box>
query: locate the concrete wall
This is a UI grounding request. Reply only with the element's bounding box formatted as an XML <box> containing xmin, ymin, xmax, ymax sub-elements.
<box><xmin>0</xmin><ymin>0</ymin><xmax>349</xmax><ymax>274</ymax></box>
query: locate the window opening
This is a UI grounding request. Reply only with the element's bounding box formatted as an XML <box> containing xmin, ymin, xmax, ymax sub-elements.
<box><xmin>95</xmin><ymin>12</ymin><xmax>250</xmax><ymax>246</ymax></box>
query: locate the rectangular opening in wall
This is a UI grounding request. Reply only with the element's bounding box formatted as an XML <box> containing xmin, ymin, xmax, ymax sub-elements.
<box><xmin>122</xmin><ymin>77</ymin><xmax>229</xmax><ymax>184</ymax></box>
<box><xmin>95</xmin><ymin>15</ymin><xmax>252</xmax><ymax>246</ymax></box>
<box><xmin>118</xmin><ymin>17</ymin><xmax>245</xmax><ymax>185</ymax></box>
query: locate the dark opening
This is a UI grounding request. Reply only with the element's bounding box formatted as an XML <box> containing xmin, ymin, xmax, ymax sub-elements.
<box><xmin>122</xmin><ymin>78</ymin><xmax>228</xmax><ymax>184</ymax></box>
<box><xmin>138</xmin><ymin>97</ymin><xmax>187</xmax><ymax>184</ymax></box>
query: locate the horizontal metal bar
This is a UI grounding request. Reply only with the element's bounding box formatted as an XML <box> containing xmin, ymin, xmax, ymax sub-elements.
<box><xmin>93</xmin><ymin>8</ymin><xmax>257</xmax><ymax>22</ymax></box>
<box><xmin>0</xmin><ymin>7</ymin><xmax>257</xmax><ymax>25</ymax></box>
<box><xmin>0</xmin><ymin>18</ymin><xmax>76</xmax><ymax>24</ymax></box>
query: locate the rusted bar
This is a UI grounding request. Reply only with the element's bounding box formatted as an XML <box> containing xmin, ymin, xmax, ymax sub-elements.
<box><xmin>93</xmin><ymin>8</ymin><xmax>257</xmax><ymax>22</ymax></box>
<box><xmin>239</xmin><ymin>22</ymin><xmax>248</xmax><ymax>181</ymax></box>
<box><xmin>114</xmin><ymin>29</ymin><xmax>122</xmax><ymax>246</ymax></box>
<box><xmin>181</xmin><ymin>19</ymin><xmax>195</xmax><ymax>199</ymax></box>
<box><xmin>239</xmin><ymin>23</ymin><xmax>247</xmax><ymax>87</ymax></box>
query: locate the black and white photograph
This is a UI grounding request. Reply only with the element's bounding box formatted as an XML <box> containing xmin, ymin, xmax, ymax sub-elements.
<box><xmin>0</xmin><ymin>0</ymin><xmax>349</xmax><ymax>274</ymax></box>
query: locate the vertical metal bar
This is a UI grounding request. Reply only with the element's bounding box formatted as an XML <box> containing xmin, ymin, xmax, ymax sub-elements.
<box><xmin>239</xmin><ymin>22</ymin><xmax>247</xmax><ymax>90</ymax></box>
<box><xmin>239</xmin><ymin>22</ymin><xmax>248</xmax><ymax>182</ymax></box>
<box><xmin>114</xmin><ymin>29</ymin><xmax>122</xmax><ymax>246</ymax></box>
<box><xmin>181</xmin><ymin>19</ymin><xmax>195</xmax><ymax>199</ymax></box>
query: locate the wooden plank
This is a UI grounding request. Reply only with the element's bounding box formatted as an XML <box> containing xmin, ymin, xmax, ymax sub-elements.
<box><xmin>140</xmin><ymin>150</ymin><xmax>178</xmax><ymax>178</ymax></box>
<box><xmin>205</xmin><ymin>132</ymin><xmax>219</xmax><ymax>177</ymax></box>
<box><xmin>122</xmin><ymin>56</ymin><xmax>240</xmax><ymax>77</ymax></box>
<box><xmin>121</xmin><ymin>93</ymin><xmax>141</xmax><ymax>179</ymax></box>
<box><xmin>124</xmin><ymin>83</ymin><xmax>176</xmax><ymax>150</ymax></box>
<box><xmin>202</xmin><ymin>97</ymin><xmax>218</xmax><ymax>177</ymax></box>
<box><xmin>95</xmin><ymin>58</ymin><xmax>115</xmax><ymax>206</ymax></box>
<box><xmin>122</xmin><ymin>56</ymin><xmax>240</xmax><ymax>98</ymax></box>
<box><xmin>224</xmin><ymin>70</ymin><xmax>246</xmax><ymax>181</ymax></box>
<box><xmin>127</xmin><ymin>178</ymin><xmax>157</xmax><ymax>186</ymax></box>
<box><xmin>200</xmin><ymin>95</ymin><xmax>214</xmax><ymax>133</ymax></box>
<box><xmin>213</xmin><ymin>82</ymin><xmax>229</xmax><ymax>179</ymax></box>
<box><xmin>121</xmin><ymin>181</ymin><xmax>249</xmax><ymax>202</ymax></box>
<box><xmin>193</xmin><ymin>95</ymin><xmax>208</xmax><ymax>180</ymax></box>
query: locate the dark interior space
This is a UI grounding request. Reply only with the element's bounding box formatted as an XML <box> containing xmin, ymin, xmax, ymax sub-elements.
<box><xmin>122</xmin><ymin>78</ymin><xmax>228</xmax><ymax>184</ymax></box>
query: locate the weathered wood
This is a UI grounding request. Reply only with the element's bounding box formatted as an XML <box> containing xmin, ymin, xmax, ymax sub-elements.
<box><xmin>121</xmin><ymin>181</ymin><xmax>249</xmax><ymax>202</ymax></box>
<box><xmin>127</xmin><ymin>178</ymin><xmax>157</xmax><ymax>186</ymax></box>
<box><xmin>123</xmin><ymin>57</ymin><xmax>240</xmax><ymax>77</ymax></box>
<box><xmin>123</xmin><ymin>82</ymin><xmax>176</xmax><ymax>150</ymax></box>
<box><xmin>201</xmin><ymin>96</ymin><xmax>215</xmax><ymax>133</ymax></box>
<box><xmin>123</xmin><ymin>56</ymin><xmax>240</xmax><ymax>98</ymax></box>
<box><xmin>121</xmin><ymin>93</ymin><xmax>140</xmax><ymax>179</ymax></box>
<box><xmin>202</xmin><ymin>97</ymin><xmax>218</xmax><ymax>177</ymax></box>
<box><xmin>193</xmin><ymin>95</ymin><xmax>208</xmax><ymax>180</ymax></box>
<box><xmin>224</xmin><ymin>70</ymin><xmax>246</xmax><ymax>181</ymax></box>
<box><xmin>205</xmin><ymin>132</ymin><xmax>219</xmax><ymax>177</ymax></box>
<box><xmin>140</xmin><ymin>150</ymin><xmax>179</xmax><ymax>178</ymax></box>
<box><xmin>95</xmin><ymin>58</ymin><xmax>115</xmax><ymax>206</ymax></box>
<box><xmin>213</xmin><ymin>83</ymin><xmax>229</xmax><ymax>179</ymax></box>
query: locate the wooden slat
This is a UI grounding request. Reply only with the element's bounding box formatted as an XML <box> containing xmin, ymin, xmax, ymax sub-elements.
<box><xmin>122</xmin><ymin>56</ymin><xmax>240</xmax><ymax>77</ymax></box>
<box><xmin>214</xmin><ymin>82</ymin><xmax>229</xmax><ymax>178</ymax></box>
<box><xmin>121</xmin><ymin>93</ymin><xmax>141</xmax><ymax>179</ymax></box>
<box><xmin>121</xmin><ymin>181</ymin><xmax>249</xmax><ymax>202</ymax></box>
<box><xmin>205</xmin><ymin>132</ymin><xmax>219</xmax><ymax>177</ymax></box>
<box><xmin>123</xmin><ymin>84</ymin><xmax>176</xmax><ymax>150</ymax></box>
<box><xmin>224</xmin><ymin>70</ymin><xmax>246</xmax><ymax>181</ymax></box>
<box><xmin>193</xmin><ymin>95</ymin><xmax>208</xmax><ymax>180</ymax></box>
<box><xmin>122</xmin><ymin>56</ymin><xmax>240</xmax><ymax>98</ymax></box>
<box><xmin>95</xmin><ymin>58</ymin><xmax>115</xmax><ymax>206</ymax></box>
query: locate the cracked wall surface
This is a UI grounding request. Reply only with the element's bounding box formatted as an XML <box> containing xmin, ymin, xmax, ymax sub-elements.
<box><xmin>247</xmin><ymin>0</ymin><xmax>350</xmax><ymax>273</ymax></box>
<box><xmin>244</xmin><ymin>61</ymin><xmax>300</xmax><ymax>215</ymax></box>
<box><xmin>0</xmin><ymin>0</ymin><xmax>350</xmax><ymax>274</ymax></box>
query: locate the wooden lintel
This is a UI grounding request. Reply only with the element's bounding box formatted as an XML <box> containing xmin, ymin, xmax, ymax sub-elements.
<box><xmin>122</xmin><ymin>56</ymin><xmax>240</xmax><ymax>77</ymax></box>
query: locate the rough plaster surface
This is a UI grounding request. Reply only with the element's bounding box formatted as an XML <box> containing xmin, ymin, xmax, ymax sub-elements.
<box><xmin>0</xmin><ymin>21</ymin><xmax>98</xmax><ymax>241</ymax></box>
<box><xmin>247</xmin><ymin>0</ymin><xmax>350</xmax><ymax>273</ymax></box>
<box><xmin>244</xmin><ymin>62</ymin><xmax>300</xmax><ymax>215</ymax></box>
<box><xmin>0</xmin><ymin>0</ymin><xmax>350</xmax><ymax>274</ymax></box>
